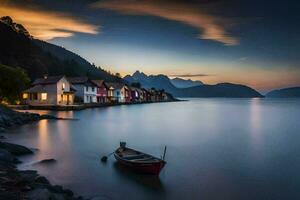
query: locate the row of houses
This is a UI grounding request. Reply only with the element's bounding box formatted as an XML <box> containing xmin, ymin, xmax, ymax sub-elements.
<box><xmin>22</xmin><ymin>75</ymin><xmax>173</xmax><ymax>106</ymax></box>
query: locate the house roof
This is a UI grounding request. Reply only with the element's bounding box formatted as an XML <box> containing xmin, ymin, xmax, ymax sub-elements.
<box><xmin>32</xmin><ymin>76</ymin><xmax>64</xmax><ymax>85</ymax></box>
<box><xmin>67</xmin><ymin>77</ymin><xmax>97</xmax><ymax>86</ymax></box>
<box><xmin>67</xmin><ymin>77</ymin><xmax>89</xmax><ymax>84</ymax></box>
<box><xmin>24</xmin><ymin>85</ymin><xmax>48</xmax><ymax>93</ymax></box>
<box><xmin>92</xmin><ymin>80</ymin><xmax>107</xmax><ymax>88</ymax></box>
<box><xmin>106</xmin><ymin>82</ymin><xmax>126</xmax><ymax>90</ymax></box>
<box><xmin>24</xmin><ymin>82</ymin><xmax>77</xmax><ymax>93</ymax></box>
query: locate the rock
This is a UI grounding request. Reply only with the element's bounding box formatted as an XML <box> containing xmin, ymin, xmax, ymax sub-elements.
<box><xmin>63</xmin><ymin>189</ymin><xmax>74</xmax><ymax>197</ymax></box>
<box><xmin>0</xmin><ymin>142</ymin><xmax>33</xmax><ymax>155</ymax></box>
<box><xmin>34</xmin><ymin>176</ymin><xmax>50</xmax><ymax>185</ymax></box>
<box><xmin>50</xmin><ymin>185</ymin><xmax>64</xmax><ymax>193</ymax></box>
<box><xmin>19</xmin><ymin>170</ymin><xmax>38</xmax><ymax>182</ymax></box>
<box><xmin>51</xmin><ymin>193</ymin><xmax>65</xmax><ymax>200</ymax></box>
<box><xmin>27</xmin><ymin>188</ymin><xmax>52</xmax><ymax>200</ymax></box>
<box><xmin>0</xmin><ymin>149</ymin><xmax>18</xmax><ymax>163</ymax></box>
<box><xmin>35</xmin><ymin>158</ymin><xmax>57</xmax><ymax>165</ymax></box>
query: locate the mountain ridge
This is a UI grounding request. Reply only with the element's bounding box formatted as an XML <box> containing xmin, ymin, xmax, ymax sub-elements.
<box><xmin>266</xmin><ymin>87</ymin><xmax>300</xmax><ymax>98</ymax></box>
<box><xmin>124</xmin><ymin>71</ymin><xmax>263</xmax><ymax>98</ymax></box>
<box><xmin>170</xmin><ymin>77</ymin><xmax>203</xmax><ymax>88</ymax></box>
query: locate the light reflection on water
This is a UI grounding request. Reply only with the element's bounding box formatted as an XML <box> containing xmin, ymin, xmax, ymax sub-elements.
<box><xmin>4</xmin><ymin>98</ymin><xmax>300</xmax><ymax>200</ymax></box>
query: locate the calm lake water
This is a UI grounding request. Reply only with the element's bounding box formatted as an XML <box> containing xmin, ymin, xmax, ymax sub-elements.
<box><xmin>4</xmin><ymin>98</ymin><xmax>300</xmax><ymax>200</ymax></box>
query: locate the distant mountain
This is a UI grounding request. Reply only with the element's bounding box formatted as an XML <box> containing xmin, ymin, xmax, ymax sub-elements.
<box><xmin>170</xmin><ymin>77</ymin><xmax>203</xmax><ymax>88</ymax></box>
<box><xmin>266</xmin><ymin>87</ymin><xmax>300</xmax><ymax>98</ymax></box>
<box><xmin>0</xmin><ymin>16</ymin><xmax>120</xmax><ymax>82</ymax></box>
<box><xmin>175</xmin><ymin>83</ymin><xmax>263</xmax><ymax>98</ymax></box>
<box><xmin>124</xmin><ymin>71</ymin><xmax>177</xmax><ymax>92</ymax></box>
<box><xmin>124</xmin><ymin>71</ymin><xmax>263</xmax><ymax>98</ymax></box>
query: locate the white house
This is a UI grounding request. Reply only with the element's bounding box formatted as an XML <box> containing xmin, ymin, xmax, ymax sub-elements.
<box><xmin>68</xmin><ymin>77</ymin><xmax>97</xmax><ymax>103</ymax></box>
<box><xmin>22</xmin><ymin>76</ymin><xmax>76</xmax><ymax>105</ymax></box>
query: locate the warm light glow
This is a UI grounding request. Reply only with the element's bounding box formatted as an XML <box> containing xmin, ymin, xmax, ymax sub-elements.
<box><xmin>23</xmin><ymin>93</ymin><xmax>28</xmax><ymax>99</ymax></box>
<box><xmin>62</xmin><ymin>83</ymin><xmax>65</xmax><ymax>90</ymax></box>
<box><xmin>41</xmin><ymin>93</ymin><xmax>47</xmax><ymax>100</ymax></box>
<box><xmin>62</xmin><ymin>95</ymin><xmax>68</xmax><ymax>102</ymax></box>
<box><xmin>0</xmin><ymin>3</ymin><xmax>99</xmax><ymax>40</ymax></box>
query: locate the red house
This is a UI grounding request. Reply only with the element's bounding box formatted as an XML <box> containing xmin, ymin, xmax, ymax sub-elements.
<box><xmin>92</xmin><ymin>80</ymin><xmax>109</xmax><ymax>103</ymax></box>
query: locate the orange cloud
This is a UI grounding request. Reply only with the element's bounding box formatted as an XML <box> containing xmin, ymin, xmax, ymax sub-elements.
<box><xmin>0</xmin><ymin>3</ymin><xmax>99</xmax><ymax>40</ymax></box>
<box><xmin>93</xmin><ymin>0</ymin><xmax>238</xmax><ymax>45</ymax></box>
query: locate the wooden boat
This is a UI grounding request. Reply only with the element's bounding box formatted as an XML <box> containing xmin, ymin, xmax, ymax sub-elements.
<box><xmin>114</xmin><ymin>142</ymin><xmax>166</xmax><ymax>175</ymax></box>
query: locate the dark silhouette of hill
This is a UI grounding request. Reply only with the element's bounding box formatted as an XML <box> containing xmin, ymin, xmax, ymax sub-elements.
<box><xmin>124</xmin><ymin>71</ymin><xmax>263</xmax><ymax>98</ymax></box>
<box><xmin>266</xmin><ymin>87</ymin><xmax>300</xmax><ymax>98</ymax></box>
<box><xmin>0</xmin><ymin>16</ymin><xmax>120</xmax><ymax>82</ymax></box>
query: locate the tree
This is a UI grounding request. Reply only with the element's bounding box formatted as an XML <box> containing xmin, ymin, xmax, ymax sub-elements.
<box><xmin>0</xmin><ymin>64</ymin><xmax>30</xmax><ymax>104</ymax></box>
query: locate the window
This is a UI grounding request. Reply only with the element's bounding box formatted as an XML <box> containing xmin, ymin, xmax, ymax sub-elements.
<box><xmin>41</xmin><ymin>93</ymin><xmax>47</xmax><ymax>100</ymax></box>
<box><xmin>62</xmin><ymin>83</ymin><xmax>65</xmax><ymax>90</ymax></box>
<box><xmin>23</xmin><ymin>93</ymin><xmax>28</xmax><ymax>99</ymax></box>
<box><xmin>92</xmin><ymin>87</ymin><xmax>95</xmax><ymax>92</ymax></box>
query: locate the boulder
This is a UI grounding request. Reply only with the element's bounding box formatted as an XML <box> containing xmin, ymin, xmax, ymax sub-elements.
<box><xmin>34</xmin><ymin>158</ymin><xmax>57</xmax><ymax>165</ymax></box>
<box><xmin>34</xmin><ymin>176</ymin><xmax>50</xmax><ymax>185</ymax></box>
<box><xmin>50</xmin><ymin>185</ymin><xmax>64</xmax><ymax>193</ymax></box>
<box><xmin>63</xmin><ymin>189</ymin><xmax>74</xmax><ymax>197</ymax></box>
<box><xmin>0</xmin><ymin>142</ymin><xmax>33</xmax><ymax>155</ymax></box>
<box><xmin>51</xmin><ymin>193</ymin><xmax>65</xmax><ymax>200</ymax></box>
<box><xmin>27</xmin><ymin>188</ymin><xmax>52</xmax><ymax>200</ymax></box>
<box><xmin>0</xmin><ymin>149</ymin><xmax>18</xmax><ymax>163</ymax></box>
<box><xmin>19</xmin><ymin>170</ymin><xmax>38</xmax><ymax>182</ymax></box>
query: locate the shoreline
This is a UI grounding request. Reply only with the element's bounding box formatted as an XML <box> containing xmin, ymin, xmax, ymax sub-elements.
<box><xmin>0</xmin><ymin>105</ymin><xmax>100</xmax><ymax>200</ymax></box>
<box><xmin>0</xmin><ymin>140</ymin><xmax>86</xmax><ymax>200</ymax></box>
<box><xmin>9</xmin><ymin>99</ymin><xmax>183</xmax><ymax>111</ymax></box>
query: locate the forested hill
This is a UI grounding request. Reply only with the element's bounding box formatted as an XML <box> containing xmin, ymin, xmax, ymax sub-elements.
<box><xmin>0</xmin><ymin>16</ymin><xmax>121</xmax><ymax>82</ymax></box>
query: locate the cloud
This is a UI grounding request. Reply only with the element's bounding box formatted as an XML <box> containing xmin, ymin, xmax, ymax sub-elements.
<box><xmin>93</xmin><ymin>0</ymin><xmax>238</xmax><ymax>45</ymax></box>
<box><xmin>168</xmin><ymin>73</ymin><xmax>213</xmax><ymax>77</ymax></box>
<box><xmin>0</xmin><ymin>3</ymin><xmax>99</xmax><ymax>40</ymax></box>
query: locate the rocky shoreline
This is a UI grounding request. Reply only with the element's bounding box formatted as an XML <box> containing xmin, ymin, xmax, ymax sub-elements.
<box><xmin>0</xmin><ymin>105</ymin><xmax>73</xmax><ymax>133</ymax></box>
<box><xmin>0</xmin><ymin>141</ymin><xmax>83</xmax><ymax>200</ymax></box>
<box><xmin>0</xmin><ymin>105</ymin><xmax>88</xmax><ymax>200</ymax></box>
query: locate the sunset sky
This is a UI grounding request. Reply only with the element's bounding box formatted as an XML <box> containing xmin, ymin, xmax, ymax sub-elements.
<box><xmin>1</xmin><ymin>0</ymin><xmax>299</xmax><ymax>92</ymax></box>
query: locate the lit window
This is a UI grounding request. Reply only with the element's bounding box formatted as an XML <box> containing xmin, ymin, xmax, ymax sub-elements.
<box><xmin>62</xmin><ymin>83</ymin><xmax>65</xmax><ymax>90</ymax></box>
<box><xmin>23</xmin><ymin>93</ymin><xmax>28</xmax><ymax>99</ymax></box>
<box><xmin>41</xmin><ymin>93</ymin><xmax>47</xmax><ymax>100</ymax></box>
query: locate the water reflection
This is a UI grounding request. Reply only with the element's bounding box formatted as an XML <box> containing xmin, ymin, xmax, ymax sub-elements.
<box><xmin>38</xmin><ymin>119</ymin><xmax>50</xmax><ymax>150</ymax></box>
<box><xmin>6</xmin><ymin>99</ymin><xmax>300</xmax><ymax>200</ymax></box>
<box><xmin>250</xmin><ymin>98</ymin><xmax>263</xmax><ymax>155</ymax></box>
<box><xmin>113</xmin><ymin>162</ymin><xmax>166</xmax><ymax>192</ymax></box>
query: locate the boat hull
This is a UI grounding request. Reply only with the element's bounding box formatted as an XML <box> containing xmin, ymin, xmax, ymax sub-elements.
<box><xmin>114</xmin><ymin>152</ymin><xmax>166</xmax><ymax>175</ymax></box>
